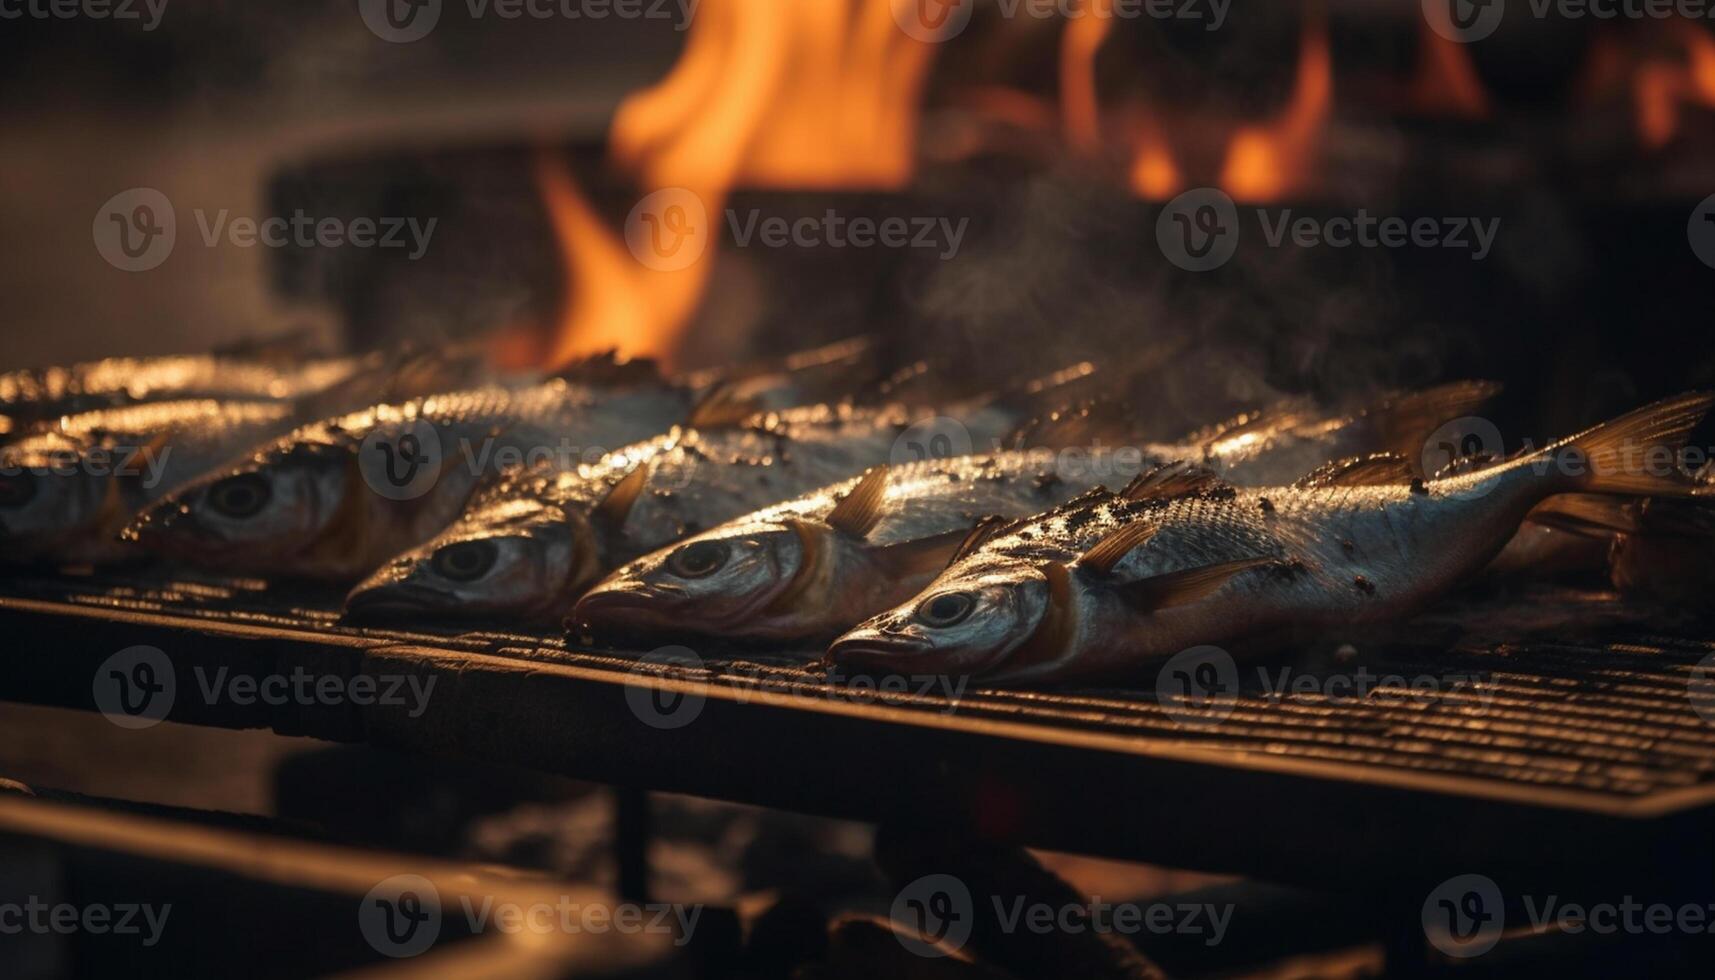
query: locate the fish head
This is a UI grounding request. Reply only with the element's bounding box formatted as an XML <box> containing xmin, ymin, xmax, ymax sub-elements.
<box><xmin>123</xmin><ymin>438</ymin><xmax>353</xmax><ymax>571</ymax></box>
<box><xmin>0</xmin><ymin>437</ymin><xmax>127</xmax><ymax>561</ymax></box>
<box><xmin>574</xmin><ymin>518</ymin><xmax>835</xmax><ymax>640</ymax></box>
<box><xmin>344</xmin><ymin>497</ymin><xmax>598</xmax><ymax>621</ymax></box>
<box><xmin>827</xmin><ymin>560</ymin><xmax>1054</xmax><ymax>678</ymax></box>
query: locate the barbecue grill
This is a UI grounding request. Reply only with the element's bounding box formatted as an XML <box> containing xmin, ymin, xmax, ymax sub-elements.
<box><xmin>4</xmin><ymin>565</ymin><xmax>1714</xmax><ymax>974</ymax></box>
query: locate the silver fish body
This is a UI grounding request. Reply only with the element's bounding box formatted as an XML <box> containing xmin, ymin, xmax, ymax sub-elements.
<box><xmin>124</xmin><ymin>380</ymin><xmax>699</xmax><ymax>582</ymax></box>
<box><xmin>574</xmin><ymin>383</ymin><xmax>1504</xmax><ymax>644</ymax></box>
<box><xmin>0</xmin><ymin>354</ymin><xmax>368</xmax><ymax>426</ymax></box>
<box><xmin>831</xmin><ymin>392</ymin><xmax>1715</xmax><ymax>686</ymax></box>
<box><xmin>0</xmin><ymin>399</ymin><xmax>301</xmax><ymax>564</ymax></box>
<box><xmin>345</xmin><ymin>401</ymin><xmax>1030</xmax><ymax>621</ymax></box>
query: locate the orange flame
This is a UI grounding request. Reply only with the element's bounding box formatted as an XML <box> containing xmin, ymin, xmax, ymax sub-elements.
<box><xmin>532</xmin><ymin>0</ymin><xmax>942</xmax><ymax>369</ymax></box>
<box><xmin>1059</xmin><ymin>0</ymin><xmax>1181</xmax><ymax>197</ymax></box>
<box><xmin>1408</xmin><ymin>20</ymin><xmax>1489</xmax><ymax>118</ymax></box>
<box><xmin>1219</xmin><ymin>12</ymin><xmax>1332</xmax><ymax>202</ymax></box>
<box><xmin>1635</xmin><ymin>21</ymin><xmax>1715</xmax><ymax>149</ymax></box>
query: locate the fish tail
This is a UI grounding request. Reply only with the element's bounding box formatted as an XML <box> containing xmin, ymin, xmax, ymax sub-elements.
<box><xmin>1549</xmin><ymin>390</ymin><xmax>1715</xmax><ymax>497</ymax></box>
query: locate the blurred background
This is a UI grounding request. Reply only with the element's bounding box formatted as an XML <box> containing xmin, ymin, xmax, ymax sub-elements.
<box><xmin>5</xmin><ymin>0</ymin><xmax>1713</xmax><ymax>439</ymax></box>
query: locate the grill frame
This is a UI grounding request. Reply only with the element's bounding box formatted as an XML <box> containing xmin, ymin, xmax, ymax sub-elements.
<box><xmin>4</xmin><ymin>570</ymin><xmax>1714</xmax><ymax>901</ymax></box>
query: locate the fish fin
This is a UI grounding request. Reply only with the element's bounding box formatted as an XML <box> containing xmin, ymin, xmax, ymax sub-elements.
<box><xmin>1294</xmin><ymin>453</ymin><xmax>1418</xmax><ymax>488</ymax></box>
<box><xmin>1355</xmin><ymin>381</ymin><xmax>1504</xmax><ymax>458</ymax></box>
<box><xmin>1526</xmin><ymin>494</ymin><xmax>1643</xmax><ymax>537</ymax></box>
<box><xmin>686</xmin><ymin>382</ymin><xmax>766</xmax><ymax>430</ymax></box>
<box><xmin>826</xmin><ymin>467</ymin><xmax>891</xmax><ymax>539</ymax></box>
<box><xmin>593</xmin><ymin>461</ymin><xmax>652</xmax><ymax>531</ymax></box>
<box><xmin>947</xmin><ymin>515</ymin><xmax>1014</xmax><ymax>565</ymax></box>
<box><xmin>1008</xmin><ymin>395</ymin><xmax>1140</xmax><ymax>450</ymax></box>
<box><xmin>1122</xmin><ymin>460</ymin><xmax>1232</xmax><ymax>501</ymax></box>
<box><xmin>1183</xmin><ymin>396</ymin><xmax>1322</xmax><ymax>448</ymax></box>
<box><xmin>549</xmin><ymin>349</ymin><xmax>666</xmax><ymax>387</ymax></box>
<box><xmin>1432</xmin><ymin>452</ymin><xmax>1503</xmax><ymax>481</ymax></box>
<box><xmin>868</xmin><ymin>527</ymin><xmax>977</xmax><ymax>579</ymax></box>
<box><xmin>1115</xmin><ymin>557</ymin><xmax>1277</xmax><ymax>611</ymax></box>
<box><xmin>985</xmin><ymin>362</ymin><xmax>1101</xmax><ymax>423</ymax></box>
<box><xmin>1552</xmin><ymin>390</ymin><xmax>1715</xmax><ymax>496</ymax></box>
<box><xmin>1079</xmin><ymin>521</ymin><xmax>1160</xmax><ymax>575</ymax></box>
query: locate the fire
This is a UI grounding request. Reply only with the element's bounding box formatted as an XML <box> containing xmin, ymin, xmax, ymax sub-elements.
<box><xmin>1635</xmin><ymin>20</ymin><xmax>1715</xmax><ymax>149</ymax></box>
<box><xmin>1408</xmin><ymin>20</ymin><xmax>1489</xmax><ymax>118</ymax></box>
<box><xmin>1218</xmin><ymin>12</ymin><xmax>1332</xmax><ymax>202</ymax></box>
<box><xmin>532</xmin><ymin>0</ymin><xmax>942</xmax><ymax>369</ymax></box>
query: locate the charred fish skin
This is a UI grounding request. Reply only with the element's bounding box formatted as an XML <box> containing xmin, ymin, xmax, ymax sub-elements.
<box><xmin>124</xmin><ymin>380</ymin><xmax>698</xmax><ymax>583</ymax></box>
<box><xmin>344</xmin><ymin>399</ymin><xmax>1037</xmax><ymax>623</ymax></box>
<box><xmin>573</xmin><ymin>382</ymin><xmax>1503</xmax><ymax>644</ymax></box>
<box><xmin>831</xmin><ymin>391</ymin><xmax>1715</xmax><ymax>686</ymax></box>
<box><xmin>0</xmin><ymin>399</ymin><xmax>301</xmax><ymax>566</ymax></box>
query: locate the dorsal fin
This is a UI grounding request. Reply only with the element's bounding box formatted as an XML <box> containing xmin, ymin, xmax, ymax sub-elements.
<box><xmin>1358</xmin><ymin>380</ymin><xmax>1503</xmax><ymax>457</ymax></box>
<box><xmin>1432</xmin><ymin>452</ymin><xmax>1501</xmax><ymax>481</ymax></box>
<box><xmin>1183</xmin><ymin>396</ymin><xmax>1320</xmax><ymax>448</ymax></box>
<box><xmin>826</xmin><ymin>467</ymin><xmax>890</xmax><ymax>538</ymax></box>
<box><xmin>1295</xmin><ymin>453</ymin><xmax>1418</xmax><ymax>489</ymax></box>
<box><xmin>592</xmin><ymin>461</ymin><xmax>651</xmax><ymax>531</ymax></box>
<box><xmin>1122</xmin><ymin>460</ymin><xmax>1232</xmax><ymax>502</ymax></box>
<box><xmin>550</xmin><ymin>349</ymin><xmax>666</xmax><ymax>388</ymax></box>
<box><xmin>1115</xmin><ymin>557</ymin><xmax>1277</xmax><ymax>611</ymax></box>
<box><xmin>687</xmin><ymin>382</ymin><xmax>766</xmax><ymax>429</ymax></box>
<box><xmin>947</xmin><ymin>515</ymin><xmax>1013</xmax><ymax>565</ymax></box>
<box><xmin>1079</xmin><ymin>521</ymin><xmax>1160</xmax><ymax>575</ymax></box>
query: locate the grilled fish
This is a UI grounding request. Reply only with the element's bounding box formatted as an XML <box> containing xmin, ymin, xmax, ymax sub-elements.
<box><xmin>343</xmin><ymin>387</ymin><xmax>1083</xmax><ymax>622</ymax></box>
<box><xmin>1</xmin><ymin>399</ymin><xmax>301</xmax><ymax>564</ymax></box>
<box><xmin>574</xmin><ymin>383</ymin><xmax>1501</xmax><ymax>643</ymax></box>
<box><xmin>829</xmin><ymin>392</ymin><xmax>1715</xmax><ymax>686</ymax></box>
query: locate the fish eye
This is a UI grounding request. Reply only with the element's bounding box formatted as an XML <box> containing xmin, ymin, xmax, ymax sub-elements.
<box><xmin>207</xmin><ymin>474</ymin><xmax>271</xmax><ymax>519</ymax></box>
<box><xmin>666</xmin><ymin>540</ymin><xmax>731</xmax><ymax>579</ymax></box>
<box><xmin>0</xmin><ymin>471</ymin><xmax>36</xmax><ymax>508</ymax></box>
<box><xmin>431</xmin><ymin>540</ymin><xmax>500</xmax><ymax>582</ymax></box>
<box><xmin>915</xmin><ymin>591</ymin><xmax>976</xmax><ymax>628</ymax></box>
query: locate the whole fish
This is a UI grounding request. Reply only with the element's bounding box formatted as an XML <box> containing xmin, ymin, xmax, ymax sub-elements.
<box><xmin>828</xmin><ymin>391</ymin><xmax>1715</xmax><ymax>686</ymax></box>
<box><xmin>573</xmin><ymin>383</ymin><xmax>1500</xmax><ymax>643</ymax></box>
<box><xmin>1</xmin><ymin>399</ymin><xmax>301</xmax><ymax>564</ymax></box>
<box><xmin>121</xmin><ymin>376</ymin><xmax>709</xmax><ymax>581</ymax></box>
<box><xmin>342</xmin><ymin>396</ymin><xmax>1049</xmax><ymax>621</ymax></box>
<box><xmin>0</xmin><ymin>352</ymin><xmax>370</xmax><ymax>427</ymax></box>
